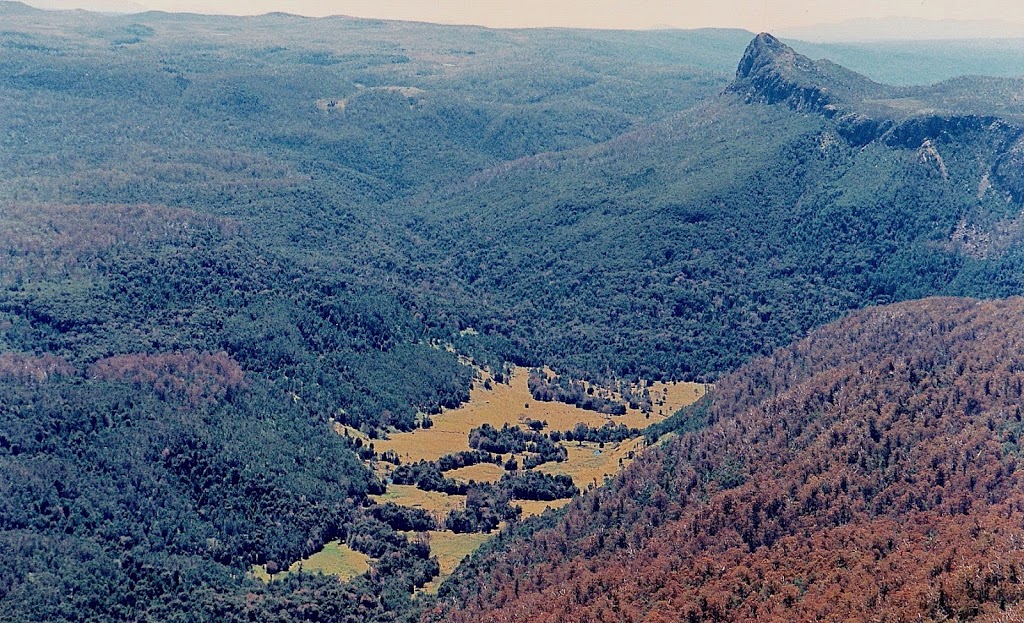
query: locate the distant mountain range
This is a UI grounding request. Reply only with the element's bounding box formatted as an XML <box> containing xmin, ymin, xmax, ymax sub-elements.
<box><xmin>779</xmin><ymin>17</ymin><xmax>1024</xmax><ymax>42</ymax></box>
<box><xmin>11</xmin><ymin>0</ymin><xmax>1024</xmax><ymax>42</ymax></box>
<box><xmin>16</xmin><ymin>0</ymin><xmax>149</xmax><ymax>12</ymax></box>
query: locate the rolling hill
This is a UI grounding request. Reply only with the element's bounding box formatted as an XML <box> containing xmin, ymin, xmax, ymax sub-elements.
<box><xmin>0</xmin><ymin>11</ymin><xmax>750</xmax><ymax>622</ymax></box>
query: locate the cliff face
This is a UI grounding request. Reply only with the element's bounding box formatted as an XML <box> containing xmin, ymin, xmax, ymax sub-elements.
<box><xmin>728</xmin><ymin>33</ymin><xmax>1024</xmax><ymax>153</ymax></box>
<box><xmin>435</xmin><ymin>297</ymin><xmax>1024</xmax><ymax>622</ymax></box>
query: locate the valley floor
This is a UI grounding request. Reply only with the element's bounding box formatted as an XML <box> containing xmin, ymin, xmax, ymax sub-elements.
<box><xmin>267</xmin><ymin>366</ymin><xmax>705</xmax><ymax>591</ymax></box>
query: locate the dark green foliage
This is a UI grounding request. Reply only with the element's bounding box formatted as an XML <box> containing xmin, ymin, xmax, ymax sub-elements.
<box><xmin>0</xmin><ymin>371</ymin><xmax>448</xmax><ymax>622</ymax></box>
<box><xmin>0</xmin><ymin>376</ymin><xmax>369</xmax><ymax>565</ymax></box>
<box><xmin>468</xmin><ymin>423</ymin><xmax>532</xmax><ymax>454</ymax></box>
<box><xmin>390</xmin><ymin>461</ymin><xmax>468</xmax><ymax>496</ymax></box>
<box><xmin>501</xmin><ymin>471</ymin><xmax>578</xmax><ymax>502</ymax></box>
<box><xmin>557</xmin><ymin>422</ymin><xmax>640</xmax><ymax>444</ymax></box>
<box><xmin>444</xmin><ymin>485</ymin><xmax>520</xmax><ymax>534</ymax></box>
<box><xmin>441</xmin><ymin>471</ymin><xmax>577</xmax><ymax>534</ymax></box>
<box><xmin>444</xmin><ymin>508</ymin><xmax>500</xmax><ymax>535</ymax></box>
<box><xmin>435</xmin><ymin>450</ymin><xmax>501</xmax><ymax>471</ymax></box>
<box><xmin>368</xmin><ymin>503</ymin><xmax>438</xmax><ymax>532</ymax></box>
<box><xmin>526</xmin><ymin>370</ymin><xmax>627</xmax><ymax>414</ymax></box>
<box><xmin>464</xmin><ymin>424</ymin><xmax>567</xmax><ymax>469</ymax></box>
<box><xmin>521</xmin><ymin>435</ymin><xmax>568</xmax><ymax>469</ymax></box>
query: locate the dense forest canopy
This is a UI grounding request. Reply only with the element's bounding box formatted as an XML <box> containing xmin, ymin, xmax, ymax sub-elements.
<box><xmin>3</xmin><ymin>3</ymin><xmax>1024</xmax><ymax>621</ymax></box>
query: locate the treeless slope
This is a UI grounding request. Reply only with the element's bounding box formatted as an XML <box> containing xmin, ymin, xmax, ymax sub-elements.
<box><xmin>434</xmin><ymin>297</ymin><xmax>1024</xmax><ymax>622</ymax></box>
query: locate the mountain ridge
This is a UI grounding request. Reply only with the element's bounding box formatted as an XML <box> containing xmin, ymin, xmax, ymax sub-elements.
<box><xmin>400</xmin><ymin>32</ymin><xmax>1024</xmax><ymax>383</ymax></box>
<box><xmin>729</xmin><ymin>33</ymin><xmax>1024</xmax><ymax>195</ymax></box>
<box><xmin>727</xmin><ymin>33</ymin><xmax>1024</xmax><ymax>146</ymax></box>
<box><xmin>729</xmin><ymin>32</ymin><xmax>888</xmax><ymax>114</ymax></box>
<box><xmin>0</xmin><ymin>0</ymin><xmax>40</xmax><ymax>13</ymax></box>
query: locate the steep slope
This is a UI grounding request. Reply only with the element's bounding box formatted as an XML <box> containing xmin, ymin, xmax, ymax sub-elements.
<box><xmin>406</xmin><ymin>34</ymin><xmax>1024</xmax><ymax>381</ymax></box>
<box><xmin>436</xmin><ymin>297</ymin><xmax>1024</xmax><ymax>622</ymax></box>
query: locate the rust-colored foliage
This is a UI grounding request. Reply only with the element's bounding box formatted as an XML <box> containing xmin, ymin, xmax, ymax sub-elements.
<box><xmin>0</xmin><ymin>352</ymin><xmax>74</xmax><ymax>382</ymax></box>
<box><xmin>89</xmin><ymin>351</ymin><xmax>246</xmax><ymax>405</ymax></box>
<box><xmin>436</xmin><ymin>298</ymin><xmax>1024</xmax><ymax>623</ymax></box>
<box><xmin>0</xmin><ymin>202</ymin><xmax>236</xmax><ymax>282</ymax></box>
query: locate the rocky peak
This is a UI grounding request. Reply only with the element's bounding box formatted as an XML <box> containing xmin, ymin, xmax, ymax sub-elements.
<box><xmin>729</xmin><ymin>32</ymin><xmax>896</xmax><ymax>120</ymax></box>
<box><xmin>728</xmin><ymin>33</ymin><xmax>1024</xmax><ymax>155</ymax></box>
<box><xmin>735</xmin><ymin>33</ymin><xmax>807</xmax><ymax>81</ymax></box>
<box><xmin>728</xmin><ymin>33</ymin><xmax>839</xmax><ymax>114</ymax></box>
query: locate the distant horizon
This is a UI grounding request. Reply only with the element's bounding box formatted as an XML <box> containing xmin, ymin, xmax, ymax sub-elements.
<box><xmin>12</xmin><ymin>0</ymin><xmax>1024</xmax><ymax>40</ymax></box>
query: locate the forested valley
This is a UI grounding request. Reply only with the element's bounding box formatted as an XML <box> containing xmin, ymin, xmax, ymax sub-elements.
<box><xmin>3</xmin><ymin>2</ymin><xmax>1024</xmax><ymax>621</ymax></box>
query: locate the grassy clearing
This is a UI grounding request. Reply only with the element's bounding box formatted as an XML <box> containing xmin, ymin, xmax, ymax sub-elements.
<box><xmin>445</xmin><ymin>462</ymin><xmax>506</xmax><ymax>483</ymax></box>
<box><xmin>348</xmin><ymin>366</ymin><xmax>707</xmax><ymax>593</ymax></box>
<box><xmin>251</xmin><ymin>540</ymin><xmax>370</xmax><ymax>582</ymax></box>
<box><xmin>515</xmin><ymin>498</ymin><xmax>572</xmax><ymax>517</ymax></box>
<box><xmin>291</xmin><ymin>541</ymin><xmax>370</xmax><ymax>578</ymax></box>
<box><xmin>417</xmin><ymin>530</ymin><xmax>492</xmax><ymax>594</ymax></box>
<box><xmin>250</xmin><ymin>565</ymin><xmax>274</xmax><ymax>582</ymax></box>
<box><xmin>538</xmin><ymin>439</ymin><xmax>648</xmax><ymax>490</ymax></box>
<box><xmin>374</xmin><ymin>366</ymin><xmax>705</xmax><ymax>463</ymax></box>
<box><xmin>646</xmin><ymin>380</ymin><xmax>708</xmax><ymax>420</ymax></box>
<box><xmin>371</xmin><ymin>484</ymin><xmax>465</xmax><ymax>524</ymax></box>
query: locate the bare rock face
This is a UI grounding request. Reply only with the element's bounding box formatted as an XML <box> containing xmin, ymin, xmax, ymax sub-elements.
<box><xmin>728</xmin><ymin>33</ymin><xmax>836</xmax><ymax>113</ymax></box>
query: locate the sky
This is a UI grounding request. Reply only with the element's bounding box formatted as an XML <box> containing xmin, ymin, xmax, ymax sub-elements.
<box><xmin>19</xmin><ymin>0</ymin><xmax>1024</xmax><ymax>35</ymax></box>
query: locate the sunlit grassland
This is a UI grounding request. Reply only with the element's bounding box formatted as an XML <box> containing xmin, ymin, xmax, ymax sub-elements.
<box><xmin>445</xmin><ymin>461</ymin><xmax>506</xmax><ymax>483</ymax></box>
<box><xmin>251</xmin><ymin>540</ymin><xmax>370</xmax><ymax>582</ymax></box>
<box><xmin>347</xmin><ymin>366</ymin><xmax>707</xmax><ymax>591</ymax></box>
<box><xmin>417</xmin><ymin>530</ymin><xmax>493</xmax><ymax>594</ymax></box>
<box><xmin>371</xmin><ymin>484</ymin><xmax>466</xmax><ymax>523</ymax></box>
<box><xmin>374</xmin><ymin>366</ymin><xmax>705</xmax><ymax>463</ymax></box>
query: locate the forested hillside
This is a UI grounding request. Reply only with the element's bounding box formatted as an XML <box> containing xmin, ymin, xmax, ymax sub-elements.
<box><xmin>0</xmin><ymin>201</ymin><xmax>475</xmax><ymax>622</ymax></box>
<box><xmin>0</xmin><ymin>8</ymin><xmax>749</xmax><ymax>621</ymax></box>
<box><xmin>4</xmin><ymin>3</ymin><xmax>1024</xmax><ymax>620</ymax></box>
<box><xmin>406</xmin><ymin>34</ymin><xmax>1024</xmax><ymax>381</ymax></box>
<box><xmin>436</xmin><ymin>297</ymin><xmax>1024</xmax><ymax>622</ymax></box>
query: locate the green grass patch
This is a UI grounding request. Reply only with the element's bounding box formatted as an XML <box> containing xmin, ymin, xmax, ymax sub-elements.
<box><xmin>251</xmin><ymin>540</ymin><xmax>371</xmax><ymax>582</ymax></box>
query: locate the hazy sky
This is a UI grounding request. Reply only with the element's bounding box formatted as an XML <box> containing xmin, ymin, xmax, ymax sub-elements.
<box><xmin>21</xmin><ymin>0</ymin><xmax>1024</xmax><ymax>33</ymax></box>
